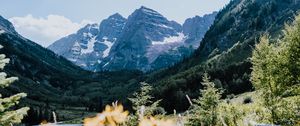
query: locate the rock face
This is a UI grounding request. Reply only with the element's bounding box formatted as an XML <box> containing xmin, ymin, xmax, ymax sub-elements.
<box><xmin>0</xmin><ymin>15</ymin><xmax>18</xmax><ymax>35</ymax></box>
<box><xmin>183</xmin><ymin>12</ymin><xmax>218</xmax><ymax>47</ymax></box>
<box><xmin>102</xmin><ymin>6</ymin><xmax>186</xmax><ymax>71</ymax></box>
<box><xmin>48</xmin><ymin>6</ymin><xmax>217</xmax><ymax>72</ymax></box>
<box><xmin>48</xmin><ymin>13</ymin><xmax>126</xmax><ymax>71</ymax></box>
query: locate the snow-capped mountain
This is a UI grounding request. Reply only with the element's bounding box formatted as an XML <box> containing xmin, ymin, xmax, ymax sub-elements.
<box><xmin>48</xmin><ymin>13</ymin><xmax>126</xmax><ymax>70</ymax></box>
<box><xmin>102</xmin><ymin>6</ymin><xmax>186</xmax><ymax>71</ymax></box>
<box><xmin>48</xmin><ymin>6</ymin><xmax>217</xmax><ymax>72</ymax></box>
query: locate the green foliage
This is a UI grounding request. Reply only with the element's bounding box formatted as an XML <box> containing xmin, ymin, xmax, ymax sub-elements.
<box><xmin>128</xmin><ymin>82</ymin><xmax>164</xmax><ymax>116</ymax></box>
<box><xmin>127</xmin><ymin>82</ymin><xmax>165</xmax><ymax>126</ymax></box>
<box><xmin>0</xmin><ymin>45</ymin><xmax>29</xmax><ymax>125</ymax></box>
<box><xmin>251</xmin><ymin>14</ymin><xmax>300</xmax><ymax>125</ymax></box>
<box><xmin>282</xmin><ymin>14</ymin><xmax>300</xmax><ymax>93</ymax></box>
<box><xmin>217</xmin><ymin>101</ymin><xmax>245</xmax><ymax>126</ymax></box>
<box><xmin>187</xmin><ymin>73</ymin><xmax>222</xmax><ymax>126</ymax></box>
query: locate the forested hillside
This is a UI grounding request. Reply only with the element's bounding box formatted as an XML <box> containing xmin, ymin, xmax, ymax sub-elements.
<box><xmin>145</xmin><ymin>0</ymin><xmax>300</xmax><ymax>112</ymax></box>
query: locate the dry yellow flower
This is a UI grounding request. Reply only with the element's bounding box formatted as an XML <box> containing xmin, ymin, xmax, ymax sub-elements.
<box><xmin>84</xmin><ymin>104</ymin><xmax>129</xmax><ymax>126</ymax></box>
<box><xmin>139</xmin><ymin>117</ymin><xmax>176</xmax><ymax>126</ymax></box>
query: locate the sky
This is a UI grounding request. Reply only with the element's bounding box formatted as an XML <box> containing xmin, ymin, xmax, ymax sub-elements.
<box><xmin>0</xmin><ymin>0</ymin><xmax>230</xmax><ymax>47</ymax></box>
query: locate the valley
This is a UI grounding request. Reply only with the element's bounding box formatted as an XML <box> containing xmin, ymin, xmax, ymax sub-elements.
<box><xmin>0</xmin><ymin>0</ymin><xmax>299</xmax><ymax>125</ymax></box>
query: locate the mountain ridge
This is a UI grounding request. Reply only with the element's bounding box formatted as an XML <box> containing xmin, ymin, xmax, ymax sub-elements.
<box><xmin>48</xmin><ymin>6</ymin><xmax>217</xmax><ymax>72</ymax></box>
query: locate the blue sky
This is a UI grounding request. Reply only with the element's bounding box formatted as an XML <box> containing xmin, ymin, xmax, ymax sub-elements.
<box><xmin>0</xmin><ymin>0</ymin><xmax>230</xmax><ymax>46</ymax></box>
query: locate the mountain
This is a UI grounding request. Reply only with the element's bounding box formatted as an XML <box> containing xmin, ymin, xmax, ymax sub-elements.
<box><xmin>0</xmin><ymin>15</ymin><xmax>142</xmax><ymax>123</ymax></box>
<box><xmin>48</xmin><ymin>7</ymin><xmax>217</xmax><ymax>71</ymax></box>
<box><xmin>183</xmin><ymin>12</ymin><xmax>218</xmax><ymax>47</ymax></box>
<box><xmin>145</xmin><ymin>0</ymin><xmax>300</xmax><ymax>112</ymax></box>
<box><xmin>48</xmin><ymin>13</ymin><xmax>127</xmax><ymax>71</ymax></box>
<box><xmin>149</xmin><ymin>11</ymin><xmax>217</xmax><ymax>70</ymax></box>
<box><xmin>103</xmin><ymin>6</ymin><xmax>186</xmax><ymax>71</ymax></box>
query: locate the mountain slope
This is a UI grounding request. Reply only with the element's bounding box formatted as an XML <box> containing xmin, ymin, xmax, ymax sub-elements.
<box><xmin>195</xmin><ymin>0</ymin><xmax>300</xmax><ymax>61</ymax></box>
<box><xmin>146</xmin><ymin>0</ymin><xmax>300</xmax><ymax>112</ymax></box>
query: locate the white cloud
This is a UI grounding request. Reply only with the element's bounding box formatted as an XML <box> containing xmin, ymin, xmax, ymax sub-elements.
<box><xmin>9</xmin><ymin>14</ymin><xmax>93</xmax><ymax>47</ymax></box>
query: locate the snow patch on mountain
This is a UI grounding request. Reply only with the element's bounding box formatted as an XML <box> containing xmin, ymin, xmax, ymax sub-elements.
<box><xmin>149</xmin><ymin>23</ymin><xmax>174</xmax><ymax>30</ymax></box>
<box><xmin>146</xmin><ymin>33</ymin><xmax>187</xmax><ymax>63</ymax></box>
<box><xmin>0</xmin><ymin>29</ymin><xmax>4</xmax><ymax>34</ymax></box>
<box><xmin>103</xmin><ymin>62</ymin><xmax>109</xmax><ymax>67</ymax></box>
<box><xmin>91</xmin><ymin>24</ymin><xmax>99</xmax><ymax>29</ymax></box>
<box><xmin>102</xmin><ymin>37</ymin><xmax>114</xmax><ymax>57</ymax></box>
<box><xmin>80</xmin><ymin>63</ymin><xmax>87</xmax><ymax>67</ymax></box>
<box><xmin>82</xmin><ymin>36</ymin><xmax>97</xmax><ymax>54</ymax></box>
<box><xmin>152</xmin><ymin>33</ymin><xmax>186</xmax><ymax>45</ymax></box>
<box><xmin>140</xmin><ymin>6</ymin><xmax>161</xmax><ymax>16</ymax></box>
<box><xmin>68</xmin><ymin>58</ymin><xmax>77</xmax><ymax>62</ymax></box>
<box><xmin>158</xmin><ymin>24</ymin><xmax>174</xmax><ymax>30</ymax></box>
<box><xmin>83</xmin><ymin>32</ymin><xmax>93</xmax><ymax>38</ymax></box>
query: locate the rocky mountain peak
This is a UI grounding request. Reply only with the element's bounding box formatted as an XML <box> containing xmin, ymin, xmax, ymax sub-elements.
<box><xmin>97</xmin><ymin>13</ymin><xmax>126</xmax><ymax>41</ymax></box>
<box><xmin>138</xmin><ymin>6</ymin><xmax>162</xmax><ymax>16</ymax></box>
<box><xmin>108</xmin><ymin>13</ymin><xmax>125</xmax><ymax>20</ymax></box>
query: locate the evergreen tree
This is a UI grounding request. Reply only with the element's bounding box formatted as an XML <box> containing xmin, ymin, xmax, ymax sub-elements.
<box><xmin>281</xmin><ymin>14</ymin><xmax>300</xmax><ymax>95</ymax></box>
<box><xmin>128</xmin><ymin>82</ymin><xmax>163</xmax><ymax>116</ymax></box>
<box><xmin>251</xmin><ymin>14</ymin><xmax>300</xmax><ymax>125</ymax></box>
<box><xmin>0</xmin><ymin>45</ymin><xmax>29</xmax><ymax>125</ymax></box>
<box><xmin>127</xmin><ymin>82</ymin><xmax>164</xmax><ymax>126</ymax></box>
<box><xmin>187</xmin><ymin>73</ymin><xmax>222</xmax><ymax>126</ymax></box>
<box><xmin>251</xmin><ymin>36</ymin><xmax>275</xmax><ymax>94</ymax></box>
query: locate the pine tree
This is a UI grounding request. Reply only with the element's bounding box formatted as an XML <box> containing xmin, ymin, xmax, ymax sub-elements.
<box><xmin>187</xmin><ymin>73</ymin><xmax>222</xmax><ymax>126</ymax></box>
<box><xmin>127</xmin><ymin>82</ymin><xmax>164</xmax><ymax>126</ymax></box>
<box><xmin>0</xmin><ymin>45</ymin><xmax>29</xmax><ymax>125</ymax></box>
<box><xmin>128</xmin><ymin>82</ymin><xmax>163</xmax><ymax>116</ymax></box>
<box><xmin>251</xmin><ymin>35</ymin><xmax>275</xmax><ymax>94</ymax></box>
<box><xmin>251</xmin><ymin>35</ymin><xmax>290</xmax><ymax>125</ymax></box>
